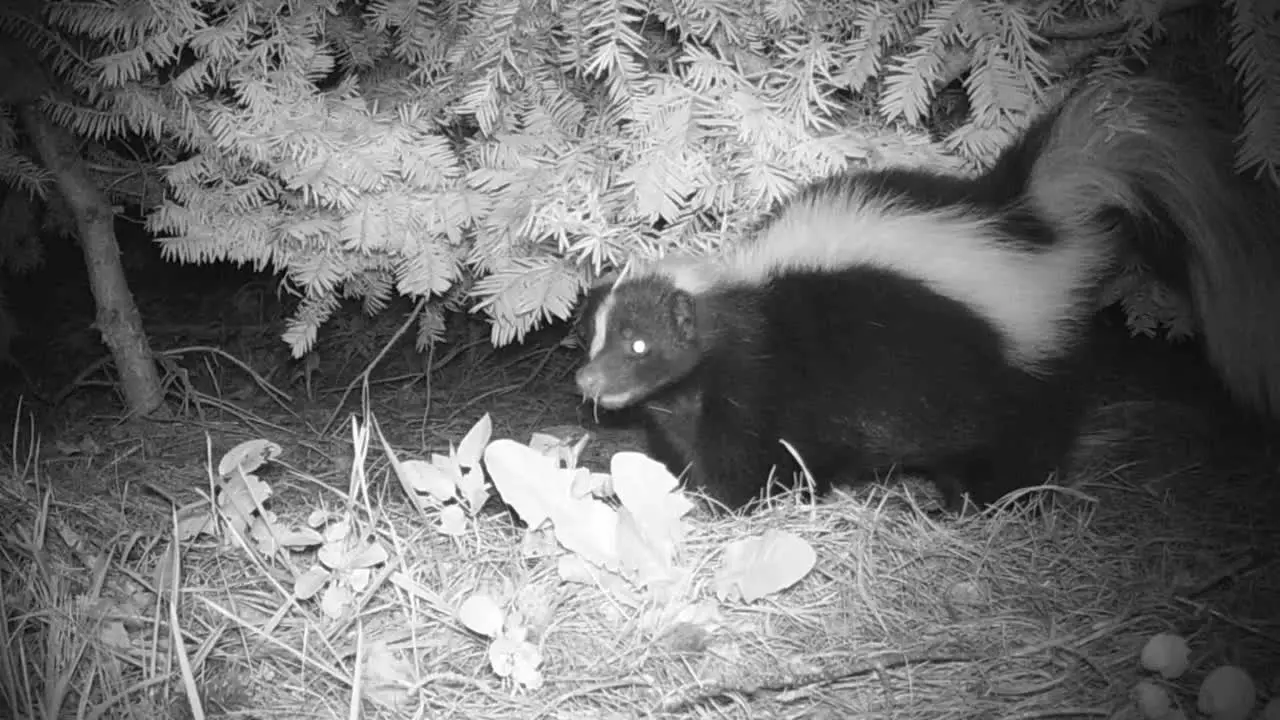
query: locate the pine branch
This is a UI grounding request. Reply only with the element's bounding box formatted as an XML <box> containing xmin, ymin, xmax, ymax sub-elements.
<box><xmin>1039</xmin><ymin>0</ymin><xmax>1204</xmax><ymax>39</ymax></box>
<box><xmin>12</xmin><ymin>0</ymin><xmax>1264</xmax><ymax>354</ymax></box>
<box><xmin>1225</xmin><ymin>0</ymin><xmax>1280</xmax><ymax>181</ymax></box>
<box><xmin>932</xmin><ymin>0</ymin><xmax>1206</xmax><ymax>90</ymax></box>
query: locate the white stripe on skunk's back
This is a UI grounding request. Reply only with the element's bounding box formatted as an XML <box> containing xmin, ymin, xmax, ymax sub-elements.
<box><xmin>715</xmin><ymin>181</ymin><xmax>1117</xmax><ymax>374</ymax></box>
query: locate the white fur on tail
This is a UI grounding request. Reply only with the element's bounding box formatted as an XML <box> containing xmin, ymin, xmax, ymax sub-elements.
<box><xmin>1039</xmin><ymin>77</ymin><xmax>1280</xmax><ymax>417</ymax></box>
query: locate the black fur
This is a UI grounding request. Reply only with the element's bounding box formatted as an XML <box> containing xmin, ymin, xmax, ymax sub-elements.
<box><xmin>636</xmin><ymin>379</ymin><xmax>702</xmax><ymax>481</ymax></box>
<box><xmin>572</xmin><ymin>104</ymin><xmax>1096</xmax><ymax>512</ymax></box>
<box><xmin>575</xmin><ymin>75</ymin><xmax>1280</xmax><ymax>510</ymax></box>
<box><xmin>577</xmin><ymin>266</ymin><xmax>1092</xmax><ymax>513</ymax></box>
<box><xmin>577</xmin><ymin>279</ymin><xmax>704</xmax><ymax>479</ymax></box>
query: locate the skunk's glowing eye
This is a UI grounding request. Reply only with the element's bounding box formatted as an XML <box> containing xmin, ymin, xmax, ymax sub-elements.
<box><xmin>630</xmin><ymin>339</ymin><xmax>648</xmax><ymax>355</ymax></box>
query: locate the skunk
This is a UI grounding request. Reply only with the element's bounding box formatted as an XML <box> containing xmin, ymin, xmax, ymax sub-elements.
<box><xmin>575</xmin><ymin>75</ymin><xmax>1280</xmax><ymax>513</ymax></box>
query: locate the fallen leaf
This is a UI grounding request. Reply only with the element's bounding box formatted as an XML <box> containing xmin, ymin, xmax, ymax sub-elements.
<box><xmin>438</xmin><ymin>504</ymin><xmax>468</xmax><ymax>536</ymax></box>
<box><xmin>320</xmin><ymin>582</ymin><xmax>352</xmax><ymax>619</ymax></box>
<box><xmin>714</xmin><ymin>530</ymin><xmax>816</xmax><ymax>603</ymax></box>
<box><xmin>456</xmin><ymin>414</ymin><xmax>493</xmax><ymax>470</ymax></box>
<box><xmin>488</xmin><ymin>636</ymin><xmax>543</xmax><ymax>690</ymax></box>
<box><xmin>294</xmin><ymin>566</ymin><xmax>331</xmax><ymax>600</ymax></box>
<box><xmin>99</xmin><ymin>620</ymin><xmax>131</xmax><ymax>650</ymax></box>
<box><xmin>483</xmin><ymin>439</ymin><xmax>561</xmax><ymax>529</ymax></box>
<box><xmin>361</xmin><ymin>639</ymin><xmax>416</xmax><ymax>710</ymax></box>
<box><xmin>459</xmin><ymin>594</ymin><xmax>505</xmax><ymax>638</ymax></box>
<box><xmin>218</xmin><ymin>439</ymin><xmax>283</xmax><ymax>478</ymax></box>
<box><xmin>399</xmin><ymin>459</ymin><xmax>457</xmax><ymax>504</ymax></box>
<box><xmin>456</xmin><ymin>467</ymin><xmax>490</xmax><ymax>513</ymax></box>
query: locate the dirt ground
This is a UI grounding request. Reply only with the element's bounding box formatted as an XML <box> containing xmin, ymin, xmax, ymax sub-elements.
<box><xmin>2</xmin><ymin>255</ymin><xmax>1278</xmax><ymax>717</ymax></box>
<box><xmin>5</xmin><ymin>252</ymin><xmax>1279</xmax><ymax>583</ymax></box>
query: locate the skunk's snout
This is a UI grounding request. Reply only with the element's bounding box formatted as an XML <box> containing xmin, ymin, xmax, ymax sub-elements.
<box><xmin>575</xmin><ymin>364</ymin><xmax>605</xmax><ymax>399</ymax></box>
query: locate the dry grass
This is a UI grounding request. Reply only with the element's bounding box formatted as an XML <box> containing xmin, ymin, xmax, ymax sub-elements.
<box><xmin>1</xmin><ymin>345</ymin><xmax>1278</xmax><ymax>720</ymax></box>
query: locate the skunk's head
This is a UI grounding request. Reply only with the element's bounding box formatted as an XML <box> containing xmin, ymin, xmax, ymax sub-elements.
<box><xmin>575</xmin><ymin>274</ymin><xmax>702</xmax><ymax>410</ymax></box>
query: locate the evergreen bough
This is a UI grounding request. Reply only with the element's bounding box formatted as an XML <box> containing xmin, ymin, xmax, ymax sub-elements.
<box><xmin>1</xmin><ymin>0</ymin><xmax>1277</xmax><ymax>356</ymax></box>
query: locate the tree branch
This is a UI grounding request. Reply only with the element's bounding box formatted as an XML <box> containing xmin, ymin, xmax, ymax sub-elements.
<box><xmin>1039</xmin><ymin>0</ymin><xmax>1206</xmax><ymax>39</ymax></box>
<box><xmin>933</xmin><ymin>0</ymin><xmax>1209</xmax><ymax>89</ymax></box>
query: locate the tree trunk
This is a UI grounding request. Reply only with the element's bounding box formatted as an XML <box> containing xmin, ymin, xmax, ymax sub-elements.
<box><xmin>19</xmin><ymin>105</ymin><xmax>165</xmax><ymax>417</ymax></box>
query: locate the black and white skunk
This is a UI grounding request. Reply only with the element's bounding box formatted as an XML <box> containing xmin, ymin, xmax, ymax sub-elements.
<box><xmin>574</xmin><ymin>75</ymin><xmax>1280</xmax><ymax>513</ymax></box>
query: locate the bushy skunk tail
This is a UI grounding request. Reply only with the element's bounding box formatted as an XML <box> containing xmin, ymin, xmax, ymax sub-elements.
<box><xmin>1026</xmin><ymin>75</ymin><xmax>1280</xmax><ymax>418</ymax></box>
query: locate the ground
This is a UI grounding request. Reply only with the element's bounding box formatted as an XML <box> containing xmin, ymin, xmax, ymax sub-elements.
<box><xmin>1</xmin><ymin>252</ymin><xmax>1277</xmax><ymax>720</ymax></box>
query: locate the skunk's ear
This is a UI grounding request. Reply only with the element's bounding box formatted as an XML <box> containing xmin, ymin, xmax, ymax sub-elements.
<box><xmin>670</xmin><ymin>289</ymin><xmax>699</xmax><ymax>344</ymax></box>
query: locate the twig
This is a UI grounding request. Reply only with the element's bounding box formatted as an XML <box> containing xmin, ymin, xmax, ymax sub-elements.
<box><xmin>50</xmin><ymin>345</ymin><xmax>296</xmax><ymax>424</ymax></box>
<box><xmin>1180</xmin><ymin>549</ymin><xmax>1276</xmax><ymax>599</ymax></box>
<box><xmin>154</xmin><ymin>388</ymin><xmax>292</xmax><ymax>436</ymax></box>
<box><xmin>1173</xmin><ymin>594</ymin><xmax>1280</xmax><ymax>646</ymax></box>
<box><xmin>656</xmin><ymin>649</ymin><xmax>972</xmax><ymax>713</ymax></box>
<box><xmin>441</xmin><ymin>383</ymin><xmax>523</xmax><ymax>427</ymax></box>
<box><xmin>51</xmin><ymin>354</ymin><xmax>113</xmax><ymax>406</ymax></box>
<box><xmin>158</xmin><ymin>345</ymin><xmax>294</xmax><ymax>408</ymax></box>
<box><xmin>529</xmin><ymin>677</ymin><xmax>656</xmax><ymax>720</ymax></box>
<box><xmin>321</xmin><ymin>298</ymin><xmax>425</xmax><ymax>436</ymax></box>
<box><xmin>513</xmin><ymin>342</ymin><xmax>570</xmax><ymax>392</ymax></box>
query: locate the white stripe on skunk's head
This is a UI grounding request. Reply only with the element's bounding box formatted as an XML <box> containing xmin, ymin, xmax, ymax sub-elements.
<box><xmin>586</xmin><ymin>289</ymin><xmax>615</xmax><ymax>359</ymax></box>
<box><xmin>575</xmin><ymin>275</ymin><xmax>703</xmax><ymax>410</ymax></box>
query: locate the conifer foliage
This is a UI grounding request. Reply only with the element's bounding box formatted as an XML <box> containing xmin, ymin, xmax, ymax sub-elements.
<box><xmin>3</xmin><ymin>0</ymin><xmax>1279</xmax><ymax>356</ymax></box>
